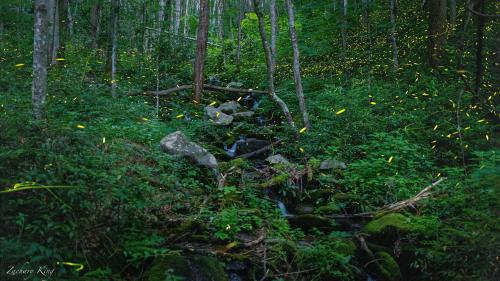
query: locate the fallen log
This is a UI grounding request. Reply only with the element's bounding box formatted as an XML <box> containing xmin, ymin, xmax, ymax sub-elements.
<box><xmin>129</xmin><ymin>84</ymin><xmax>268</xmax><ymax>96</ymax></box>
<box><xmin>325</xmin><ymin>177</ymin><xmax>446</xmax><ymax>219</ymax></box>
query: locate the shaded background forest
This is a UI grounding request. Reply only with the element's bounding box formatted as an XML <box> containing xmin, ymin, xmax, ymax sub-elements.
<box><xmin>0</xmin><ymin>0</ymin><xmax>499</xmax><ymax>280</ymax></box>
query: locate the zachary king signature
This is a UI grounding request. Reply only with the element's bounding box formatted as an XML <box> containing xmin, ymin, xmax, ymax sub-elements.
<box><xmin>5</xmin><ymin>262</ymin><xmax>55</xmax><ymax>280</ymax></box>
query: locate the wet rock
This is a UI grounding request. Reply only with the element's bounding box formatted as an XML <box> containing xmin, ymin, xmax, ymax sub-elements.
<box><xmin>160</xmin><ymin>131</ymin><xmax>218</xmax><ymax>170</ymax></box>
<box><xmin>294</xmin><ymin>204</ymin><xmax>315</xmax><ymax>214</ymax></box>
<box><xmin>145</xmin><ymin>254</ymin><xmax>228</xmax><ymax>281</ymax></box>
<box><xmin>320</xmin><ymin>159</ymin><xmax>347</xmax><ymax>170</ymax></box>
<box><xmin>287</xmin><ymin>214</ymin><xmax>333</xmax><ymax>231</ymax></box>
<box><xmin>205</xmin><ymin>105</ymin><xmax>234</xmax><ymax>125</ymax></box>
<box><xmin>217</xmin><ymin>101</ymin><xmax>241</xmax><ymax>114</ymax></box>
<box><xmin>231</xmin><ymin>111</ymin><xmax>255</xmax><ymax>119</ymax></box>
<box><xmin>237</xmin><ymin>138</ymin><xmax>269</xmax><ymax>154</ymax></box>
<box><xmin>265</xmin><ymin>154</ymin><xmax>291</xmax><ymax>166</ymax></box>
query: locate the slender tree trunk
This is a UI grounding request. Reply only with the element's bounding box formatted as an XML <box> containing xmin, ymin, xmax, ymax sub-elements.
<box><xmin>474</xmin><ymin>0</ymin><xmax>484</xmax><ymax>97</ymax></box>
<box><xmin>33</xmin><ymin>0</ymin><xmax>49</xmax><ymax>120</ymax></box>
<box><xmin>253</xmin><ymin>0</ymin><xmax>296</xmax><ymax>131</ymax></box>
<box><xmin>65</xmin><ymin>0</ymin><xmax>73</xmax><ymax>36</ymax></box>
<box><xmin>110</xmin><ymin>0</ymin><xmax>119</xmax><ymax>98</ymax></box>
<box><xmin>50</xmin><ymin>0</ymin><xmax>60</xmax><ymax>64</ymax></box>
<box><xmin>217</xmin><ymin>0</ymin><xmax>224</xmax><ymax>40</ymax></box>
<box><xmin>193</xmin><ymin>0</ymin><xmax>210</xmax><ymax>103</ymax></box>
<box><xmin>184</xmin><ymin>0</ymin><xmax>190</xmax><ymax>37</ymax></box>
<box><xmin>159</xmin><ymin>0</ymin><xmax>165</xmax><ymax>32</ymax></box>
<box><xmin>428</xmin><ymin>0</ymin><xmax>447</xmax><ymax>67</ymax></box>
<box><xmin>47</xmin><ymin>0</ymin><xmax>55</xmax><ymax>61</ymax></box>
<box><xmin>285</xmin><ymin>0</ymin><xmax>310</xmax><ymax>130</ymax></box>
<box><xmin>174</xmin><ymin>0</ymin><xmax>181</xmax><ymax>37</ymax></box>
<box><xmin>341</xmin><ymin>0</ymin><xmax>348</xmax><ymax>78</ymax></box>
<box><xmin>362</xmin><ymin>0</ymin><xmax>373</xmax><ymax>90</ymax></box>
<box><xmin>90</xmin><ymin>3</ymin><xmax>101</xmax><ymax>49</ymax></box>
<box><xmin>270</xmin><ymin>0</ymin><xmax>278</xmax><ymax>72</ymax></box>
<box><xmin>236</xmin><ymin>7</ymin><xmax>243</xmax><ymax>75</ymax></box>
<box><xmin>449</xmin><ymin>0</ymin><xmax>456</xmax><ymax>27</ymax></box>
<box><xmin>389</xmin><ymin>0</ymin><xmax>399</xmax><ymax>70</ymax></box>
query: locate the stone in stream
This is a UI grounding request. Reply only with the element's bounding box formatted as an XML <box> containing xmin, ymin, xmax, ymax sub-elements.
<box><xmin>160</xmin><ymin>131</ymin><xmax>218</xmax><ymax>170</ymax></box>
<box><xmin>217</xmin><ymin>101</ymin><xmax>241</xmax><ymax>114</ymax></box>
<box><xmin>320</xmin><ymin>158</ymin><xmax>347</xmax><ymax>170</ymax></box>
<box><xmin>226</xmin><ymin>81</ymin><xmax>244</xmax><ymax>88</ymax></box>
<box><xmin>265</xmin><ymin>154</ymin><xmax>291</xmax><ymax>166</ymax></box>
<box><xmin>205</xmin><ymin>105</ymin><xmax>234</xmax><ymax>125</ymax></box>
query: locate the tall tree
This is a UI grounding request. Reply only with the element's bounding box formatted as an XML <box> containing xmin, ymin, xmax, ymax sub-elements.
<box><xmin>389</xmin><ymin>0</ymin><xmax>399</xmax><ymax>70</ymax></box>
<box><xmin>341</xmin><ymin>0</ymin><xmax>348</xmax><ymax>78</ymax></box>
<box><xmin>110</xmin><ymin>0</ymin><xmax>120</xmax><ymax>97</ymax></box>
<box><xmin>193</xmin><ymin>0</ymin><xmax>210</xmax><ymax>103</ymax></box>
<box><xmin>270</xmin><ymin>0</ymin><xmax>278</xmax><ymax>72</ymax></box>
<box><xmin>474</xmin><ymin>0</ymin><xmax>485</xmax><ymax>97</ymax></box>
<box><xmin>449</xmin><ymin>0</ymin><xmax>456</xmax><ymax>27</ymax></box>
<box><xmin>285</xmin><ymin>0</ymin><xmax>311</xmax><ymax>130</ymax></box>
<box><xmin>428</xmin><ymin>0</ymin><xmax>447</xmax><ymax>67</ymax></box>
<box><xmin>32</xmin><ymin>0</ymin><xmax>49</xmax><ymax>120</ymax></box>
<box><xmin>173</xmin><ymin>0</ymin><xmax>182</xmax><ymax>37</ymax></box>
<box><xmin>90</xmin><ymin>2</ymin><xmax>101</xmax><ymax>49</ymax></box>
<box><xmin>253</xmin><ymin>0</ymin><xmax>296</xmax><ymax>131</ymax></box>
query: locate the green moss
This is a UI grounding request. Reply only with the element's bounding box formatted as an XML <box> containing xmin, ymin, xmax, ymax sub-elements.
<box><xmin>259</xmin><ymin>173</ymin><xmax>289</xmax><ymax>188</ymax></box>
<box><xmin>146</xmin><ymin>255</ymin><xmax>190</xmax><ymax>281</ymax></box>
<box><xmin>373</xmin><ymin>251</ymin><xmax>402</xmax><ymax>281</ymax></box>
<box><xmin>331</xmin><ymin>238</ymin><xmax>357</xmax><ymax>256</ymax></box>
<box><xmin>146</xmin><ymin>255</ymin><xmax>228</xmax><ymax>281</ymax></box>
<box><xmin>363</xmin><ymin>213</ymin><xmax>415</xmax><ymax>234</ymax></box>
<box><xmin>191</xmin><ymin>255</ymin><xmax>228</xmax><ymax>281</ymax></box>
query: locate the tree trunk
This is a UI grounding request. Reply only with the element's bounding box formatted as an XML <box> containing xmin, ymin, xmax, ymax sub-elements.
<box><xmin>65</xmin><ymin>0</ymin><xmax>73</xmax><ymax>36</ymax></box>
<box><xmin>159</xmin><ymin>0</ymin><xmax>165</xmax><ymax>32</ymax></box>
<box><xmin>193</xmin><ymin>0</ymin><xmax>210</xmax><ymax>103</ymax></box>
<box><xmin>341</xmin><ymin>0</ymin><xmax>348</xmax><ymax>78</ymax></box>
<box><xmin>236</xmin><ymin>6</ymin><xmax>243</xmax><ymax>75</ymax></box>
<box><xmin>183</xmin><ymin>0</ymin><xmax>190</xmax><ymax>37</ymax></box>
<box><xmin>50</xmin><ymin>0</ymin><xmax>60</xmax><ymax>64</ymax></box>
<box><xmin>428</xmin><ymin>0</ymin><xmax>447</xmax><ymax>67</ymax></box>
<box><xmin>285</xmin><ymin>0</ymin><xmax>311</xmax><ymax>130</ymax></box>
<box><xmin>457</xmin><ymin>0</ymin><xmax>472</xmax><ymax>67</ymax></box>
<box><xmin>174</xmin><ymin>0</ymin><xmax>181</xmax><ymax>37</ymax></box>
<box><xmin>449</xmin><ymin>0</ymin><xmax>456</xmax><ymax>27</ymax></box>
<box><xmin>217</xmin><ymin>0</ymin><xmax>224</xmax><ymax>40</ymax></box>
<box><xmin>33</xmin><ymin>0</ymin><xmax>49</xmax><ymax>120</ymax></box>
<box><xmin>90</xmin><ymin>3</ymin><xmax>101</xmax><ymax>49</ymax></box>
<box><xmin>110</xmin><ymin>0</ymin><xmax>119</xmax><ymax>98</ymax></box>
<box><xmin>389</xmin><ymin>0</ymin><xmax>399</xmax><ymax>70</ymax></box>
<box><xmin>474</xmin><ymin>0</ymin><xmax>484</xmax><ymax>97</ymax></box>
<box><xmin>47</xmin><ymin>0</ymin><xmax>55</xmax><ymax>61</ymax></box>
<box><xmin>253</xmin><ymin>0</ymin><xmax>296</xmax><ymax>131</ymax></box>
<box><xmin>270</xmin><ymin>0</ymin><xmax>278</xmax><ymax>72</ymax></box>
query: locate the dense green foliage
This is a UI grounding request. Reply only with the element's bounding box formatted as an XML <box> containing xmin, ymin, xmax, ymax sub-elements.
<box><xmin>1</xmin><ymin>0</ymin><xmax>498</xmax><ymax>281</ymax></box>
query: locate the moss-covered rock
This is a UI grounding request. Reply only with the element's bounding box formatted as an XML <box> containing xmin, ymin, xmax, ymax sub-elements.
<box><xmin>363</xmin><ymin>213</ymin><xmax>418</xmax><ymax>245</ymax></box>
<box><xmin>364</xmin><ymin>213</ymin><xmax>415</xmax><ymax>234</ymax></box>
<box><xmin>372</xmin><ymin>251</ymin><xmax>402</xmax><ymax>281</ymax></box>
<box><xmin>145</xmin><ymin>254</ymin><xmax>228</xmax><ymax>281</ymax></box>
<box><xmin>330</xmin><ymin>238</ymin><xmax>357</xmax><ymax>256</ymax></box>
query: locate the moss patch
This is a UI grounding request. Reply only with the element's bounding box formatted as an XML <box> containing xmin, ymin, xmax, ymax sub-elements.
<box><xmin>363</xmin><ymin>213</ymin><xmax>415</xmax><ymax>234</ymax></box>
<box><xmin>373</xmin><ymin>251</ymin><xmax>402</xmax><ymax>281</ymax></box>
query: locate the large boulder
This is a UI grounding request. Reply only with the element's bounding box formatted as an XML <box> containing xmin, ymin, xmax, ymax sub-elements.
<box><xmin>205</xmin><ymin>106</ymin><xmax>234</xmax><ymax>125</ymax></box>
<box><xmin>160</xmin><ymin>131</ymin><xmax>218</xmax><ymax>170</ymax></box>
<box><xmin>217</xmin><ymin>101</ymin><xmax>241</xmax><ymax>114</ymax></box>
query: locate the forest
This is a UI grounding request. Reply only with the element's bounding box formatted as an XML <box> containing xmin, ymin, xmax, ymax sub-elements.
<box><xmin>0</xmin><ymin>0</ymin><xmax>498</xmax><ymax>280</ymax></box>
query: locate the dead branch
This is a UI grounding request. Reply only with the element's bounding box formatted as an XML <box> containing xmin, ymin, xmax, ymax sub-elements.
<box><xmin>129</xmin><ymin>84</ymin><xmax>267</xmax><ymax>96</ymax></box>
<box><xmin>325</xmin><ymin>178</ymin><xmax>447</xmax><ymax>219</ymax></box>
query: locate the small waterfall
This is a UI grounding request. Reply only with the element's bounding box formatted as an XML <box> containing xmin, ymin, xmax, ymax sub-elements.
<box><xmin>224</xmin><ymin>137</ymin><xmax>246</xmax><ymax>158</ymax></box>
<box><xmin>367</xmin><ymin>274</ymin><xmax>377</xmax><ymax>281</ymax></box>
<box><xmin>276</xmin><ymin>200</ymin><xmax>290</xmax><ymax>217</ymax></box>
<box><xmin>252</xmin><ymin>99</ymin><xmax>261</xmax><ymax>110</ymax></box>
